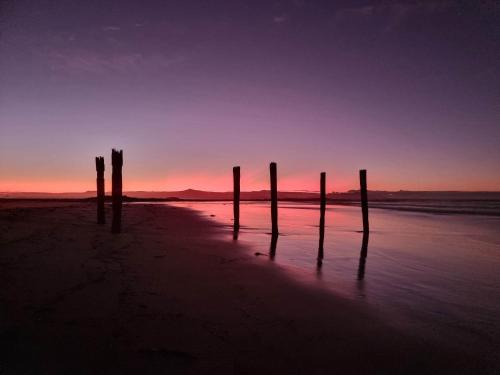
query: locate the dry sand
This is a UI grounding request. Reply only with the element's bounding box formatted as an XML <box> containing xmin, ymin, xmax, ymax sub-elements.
<box><xmin>0</xmin><ymin>201</ymin><xmax>494</xmax><ymax>374</ymax></box>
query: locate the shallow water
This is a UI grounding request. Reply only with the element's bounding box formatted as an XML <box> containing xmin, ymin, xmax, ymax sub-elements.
<box><xmin>166</xmin><ymin>201</ymin><xmax>500</xmax><ymax>349</ymax></box>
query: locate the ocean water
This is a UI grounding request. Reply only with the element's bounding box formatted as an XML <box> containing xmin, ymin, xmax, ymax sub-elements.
<box><xmin>363</xmin><ymin>199</ymin><xmax>500</xmax><ymax>216</ymax></box>
<box><xmin>167</xmin><ymin>201</ymin><xmax>500</xmax><ymax>351</ymax></box>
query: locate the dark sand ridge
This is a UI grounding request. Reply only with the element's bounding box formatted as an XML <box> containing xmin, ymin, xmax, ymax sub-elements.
<box><xmin>0</xmin><ymin>202</ymin><xmax>494</xmax><ymax>374</ymax></box>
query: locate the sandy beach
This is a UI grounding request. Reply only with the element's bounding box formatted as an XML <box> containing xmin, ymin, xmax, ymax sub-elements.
<box><xmin>0</xmin><ymin>201</ymin><xmax>496</xmax><ymax>374</ymax></box>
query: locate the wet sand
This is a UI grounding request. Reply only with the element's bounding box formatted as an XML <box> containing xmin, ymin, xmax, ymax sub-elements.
<box><xmin>0</xmin><ymin>201</ymin><xmax>495</xmax><ymax>374</ymax></box>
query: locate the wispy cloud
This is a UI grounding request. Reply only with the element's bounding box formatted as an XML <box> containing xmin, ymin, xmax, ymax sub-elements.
<box><xmin>47</xmin><ymin>50</ymin><xmax>185</xmax><ymax>74</ymax></box>
<box><xmin>335</xmin><ymin>5</ymin><xmax>374</xmax><ymax>19</ymax></box>
<box><xmin>273</xmin><ymin>14</ymin><xmax>289</xmax><ymax>24</ymax></box>
<box><xmin>1</xmin><ymin>26</ymin><xmax>187</xmax><ymax>75</ymax></box>
<box><xmin>335</xmin><ymin>1</ymin><xmax>457</xmax><ymax>30</ymax></box>
<box><xmin>102</xmin><ymin>25</ymin><xmax>121</xmax><ymax>32</ymax></box>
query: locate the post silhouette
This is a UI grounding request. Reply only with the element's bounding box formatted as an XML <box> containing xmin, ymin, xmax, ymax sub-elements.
<box><xmin>359</xmin><ymin>169</ymin><xmax>369</xmax><ymax>233</ymax></box>
<box><xmin>111</xmin><ymin>149</ymin><xmax>123</xmax><ymax>234</ymax></box>
<box><xmin>270</xmin><ymin>162</ymin><xmax>278</xmax><ymax>235</ymax></box>
<box><xmin>95</xmin><ymin>156</ymin><xmax>105</xmax><ymax>224</ymax></box>
<box><xmin>317</xmin><ymin>172</ymin><xmax>326</xmax><ymax>262</ymax></box>
<box><xmin>233</xmin><ymin>166</ymin><xmax>240</xmax><ymax>234</ymax></box>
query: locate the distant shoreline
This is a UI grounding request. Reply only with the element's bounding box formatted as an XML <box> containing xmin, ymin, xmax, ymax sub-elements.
<box><xmin>2</xmin><ymin>197</ymin><xmax>499</xmax><ymax>216</ymax></box>
<box><xmin>2</xmin><ymin>190</ymin><xmax>499</xmax><ymax>201</ymax></box>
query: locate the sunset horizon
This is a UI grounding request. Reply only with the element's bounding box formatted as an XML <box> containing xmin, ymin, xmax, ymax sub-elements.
<box><xmin>2</xmin><ymin>159</ymin><xmax>499</xmax><ymax>193</ymax></box>
<box><xmin>2</xmin><ymin>185</ymin><xmax>500</xmax><ymax>194</ymax></box>
<box><xmin>1</xmin><ymin>1</ymin><xmax>499</xmax><ymax>195</ymax></box>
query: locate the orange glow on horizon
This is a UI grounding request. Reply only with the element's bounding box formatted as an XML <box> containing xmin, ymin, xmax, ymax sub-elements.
<box><xmin>0</xmin><ymin>173</ymin><xmax>355</xmax><ymax>193</ymax></box>
<box><xmin>1</xmin><ymin>171</ymin><xmax>499</xmax><ymax>193</ymax></box>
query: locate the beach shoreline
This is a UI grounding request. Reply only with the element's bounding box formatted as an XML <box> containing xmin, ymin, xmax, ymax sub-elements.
<box><xmin>0</xmin><ymin>201</ymin><xmax>496</xmax><ymax>374</ymax></box>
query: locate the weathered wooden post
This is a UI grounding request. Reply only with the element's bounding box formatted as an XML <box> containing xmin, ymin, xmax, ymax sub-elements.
<box><xmin>359</xmin><ymin>169</ymin><xmax>369</xmax><ymax>233</ymax></box>
<box><xmin>95</xmin><ymin>156</ymin><xmax>105</xmax><ymax>224</ymax></box>
<box><xmin>233</xmin><ymin>166</ymin><xmax>240</xmax><ymax>233</ymax></box>
<box><xmin>317</xmin><ymin>172</ymin><xmax>326</xmax><ymax>261</ymax></box>
<box><xmin>111</xmin><ymin>149</ymin><xmax>123</xmax><ymax>234</ymax></box>
<box><xmin>270</xmin><ymin>162</ymin><xmax>278</xmax><ymax>235</ymax></box>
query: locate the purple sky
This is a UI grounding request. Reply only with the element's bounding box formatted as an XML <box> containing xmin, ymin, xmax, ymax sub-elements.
<box><xmin>1</xmin><ymin>0</ymin><xmax>499</xmax><ymax>192</ymax></box>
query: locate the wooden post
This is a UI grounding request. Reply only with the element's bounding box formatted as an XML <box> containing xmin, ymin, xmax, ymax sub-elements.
<box><xmin>95</xmin><ymin>156</ymin><xmax>105</xmax><ymax>224</ymax></box>
<box><xmin>233</xmin><ymin>166</ymin><xmax>240</xmax><ymax>233</ymax></box>
<box><xmin>318</xmin><ymin>172</ymin><xmax>326</xmax><ymax>261</ymax></box>
<box><xmin>270</xmin><ymin>162</ymin><xmax>278</xmax><ymax>235</ymax></box>
<box><xmin>359</xmin><ymin>169</ymin><xmax>369</xmax><ymax>233</ymax></box>
<box><xmin>111</xmin><ymin>149</ymin><xmax>123</xmax><ymax>234</ymax></box>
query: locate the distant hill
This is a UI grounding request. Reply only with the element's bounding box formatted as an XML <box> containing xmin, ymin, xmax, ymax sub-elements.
<box><xmin>0</xmin><ymin>191</ymin><xmax>97</xmax><ymax>199</ymax></box>
<box><xmin>0</xmin><ymin>189</ymin><xmax>317</xmax><ymax>200</ymax></box>
<box><xmin>1</xmin><ymin>189</ymin><xmax>499</xmax><ymax>201</ymax></box>
<box><xmin>329</xmin><ymin>190</ymin><xmax>500</xmax><ymax>201</ymax></box>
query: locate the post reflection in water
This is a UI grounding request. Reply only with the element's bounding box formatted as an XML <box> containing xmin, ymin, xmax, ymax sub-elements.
<box><xmin>233</xmin><ymin>228</ymin><xmax>239</xmax><ymax>240</ymax></box>
<box><xmin>317</xmin><ymin>233</ymin><xmax>324</xmax><ymax>266</ymax></box>
<box><xmin>316</xmin><ymin>262</ymin><xmax>323</xmax><ymax>280</ymax></box>
<box><xmin>316</xmin><ymin>257</ymin><xmax>323</xmax><ymax>269</ymax></box>
<box><xmin>357</xmin><ymin>233</ymin><xmax>370</xmax><ymax>280</ymax></box>
<box><xmin>269</xmin><ymin>233</ymin><xmax>279</xmax><ymax>260</ymax></box>
<box><xmin>316</xmin><ymin>244</ymin><xmax>323</xmax><ymax>269</ymax></box>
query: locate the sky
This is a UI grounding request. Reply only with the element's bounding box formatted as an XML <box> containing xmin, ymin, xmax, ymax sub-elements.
<box><xmin>0</xmin><ymin>0</ymin><xmax>499</xmax><ymax>192</ymax></box>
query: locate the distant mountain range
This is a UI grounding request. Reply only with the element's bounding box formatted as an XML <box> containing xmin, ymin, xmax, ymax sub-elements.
<box><xmin>1</xmin><ymin>189</ymin><xmax>499</xmax><ymax>201</ymax></box>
